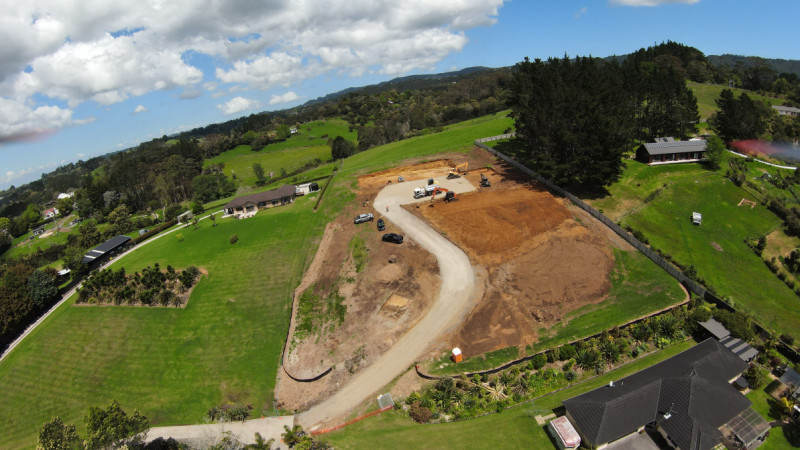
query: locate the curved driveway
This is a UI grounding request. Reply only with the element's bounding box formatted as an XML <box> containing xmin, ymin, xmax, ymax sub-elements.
<box><xmin>298</xmin><ymin>177</ymin><xmax>477</xmax><ymax>428</ymax></box>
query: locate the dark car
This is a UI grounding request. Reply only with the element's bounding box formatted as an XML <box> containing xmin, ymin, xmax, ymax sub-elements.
<box><xmin>377</xmin><ymin>218</ymin><xmax>385</xmax><ymax>231</ymax></box>
<box><xmin>382</xmin><ymin>233</ymin><xmax>403</xmax><ymax>244</ymax></box>
<box><xmin>354</xmin><ymin>213</ymin><xmax>374</xmax><ymax>224</ymax></box>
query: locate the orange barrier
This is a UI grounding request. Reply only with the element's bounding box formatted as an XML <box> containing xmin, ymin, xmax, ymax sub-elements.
<box><xmin>311</xmin><ymin>405</ymin><xmax>393</xmax><ymax>436</ymax></box>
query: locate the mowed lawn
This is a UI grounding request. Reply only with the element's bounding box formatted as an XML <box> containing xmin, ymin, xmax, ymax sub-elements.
<box><xmin>203</xmin><ymin>119</ymin><xmax>356</xmax><ymax>186</ymax></box>
<box><xmin>622</xmin><ymin>173</ymin><xmax>798</xmax><ymax>334</ymax></box>
<box><xmin>0</xmin><ymin>196</ymin><xmax>326</xmax><ymax>448</ymax></box>
<box><xmin>0</xmin><ymin>112</ymin><xmax>516</xmax><ymax>448</ymax></box>
<box><xmin>688</xmin><ymin>82</ymin><xmax>785</xmax><ymax>120</ymax></box>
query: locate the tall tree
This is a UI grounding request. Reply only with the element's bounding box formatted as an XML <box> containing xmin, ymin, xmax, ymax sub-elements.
<box><xmin>37</xmin><ymin>416</ymin><xmax>80</xmax><ymax>450</ymax></box>
<box><xmin>331</xmin><ymin>136</ymin><xmax>356</xmax><ymax>160</ymax></box>
<box><xmin>709</xmin><ymin>89</ymin><xmax>768</xmax><ymax>143</ymax></box>
<box><xmin>83</xmin><ymin>400</ymin><xmax>148</xmax><ymax>450</ymax></box>
<box><xmin>252</xmin><ymin>163</ymin><xmax>267</xmax><ymax>186</ymax></box>
<box><xmin>510</xmin><ymin>56</ymin><xmax>634</xmax><ymax>187</ymax></box>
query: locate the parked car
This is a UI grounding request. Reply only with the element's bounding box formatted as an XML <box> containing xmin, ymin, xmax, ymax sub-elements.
<box><xmin>377</xmin><ymin>218</ymin><xmax>385</xmax><ymax>231</ymax></box>
<box><xmin>382</xmin><ymin>233</ymin><xmax>403</xmax><ymax>244</ymax></box>
<box><xmin>354</xmin><ymin>213</ymin><xmax>374</xmax><ymax>224</ymax></box>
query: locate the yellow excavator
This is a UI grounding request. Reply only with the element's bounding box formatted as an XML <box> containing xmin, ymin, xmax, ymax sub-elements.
<box><xmin>447</xmin><ymin>162</ymin><xmax>469</xmax><ymax>179</ymax></box>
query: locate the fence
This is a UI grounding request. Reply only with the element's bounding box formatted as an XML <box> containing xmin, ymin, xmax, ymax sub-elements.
<box><xmin>475</xmin><ymin>136</ymin><xmax>800</xmax><ymax>363</ymax></box>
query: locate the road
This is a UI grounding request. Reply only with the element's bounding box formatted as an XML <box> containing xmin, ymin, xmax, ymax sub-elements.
<box><xmin>147</xmin><ymin>416</ymin><xmax>294</xmax><ymax>447</ymax></box>
<box><xmin>298</xmin><ymin>177</ymin><xmax>478</xmax><ymax>428</ymax></box>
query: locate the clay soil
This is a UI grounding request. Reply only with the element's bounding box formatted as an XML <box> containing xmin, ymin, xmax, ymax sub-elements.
<box><xmin>276</xmin><ymin>160</ymin><xmax>449</xmax><ymax>411</ymax></box>
<box><xmin>410</xmin><ymin>158</ymin><xmax>619</xmax><ymax>357</ymax></box>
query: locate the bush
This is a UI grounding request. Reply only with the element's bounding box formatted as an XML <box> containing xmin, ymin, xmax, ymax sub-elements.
<box><xmin>229</xmin><ymin>234</ymin><xmax>239</xmax><ymax>244</ymax></box>
<box><xmin>781</xmin><ymin>334</ymin><xmax>796</xmax><ymax>345</ymax></box>
<box><xmin>531</xmin><ymin>353</ymin><xmax>547</xmax><ymax>370</ymax></box>
<box><xmin>558</xmin><ymin>344</ymin><xmax>576</xmax><ymax>360</ymax></box>
<box><xmin>564</xmin><ymin>371</ymin><xmax>577</xmax><ymax>382</ymax></box>
<box><xmin>191</xmin><ymin>202</ymin><xmax>204</xmax><ymax>215</ymax></box>
<box><xmin>132</xmin><ymin>220</ymin><xmax>177</xmax><ymax>245</ymax></box>
<box><xmin>409</xmin><ymin>401</ymin><xmax>432</xmax><ymax>423</ymax></box>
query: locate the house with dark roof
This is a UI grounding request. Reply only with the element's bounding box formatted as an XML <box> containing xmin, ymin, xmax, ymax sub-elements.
<box><xmin>82</xmin><ymin>235</ymin><xmax>132</xmax><ymax>267</ymax></box>
<box><xmin>698</xmin><ymin>317</ymin><xmax>759</xmax><ymax>363</ymax></box>
<box><xmin>223</xmin><ymin>185</ymin><xmax>296</xmax><ymax>218</ymax></box>
<box><xmin>563</xmin><ymin>339</ymin><xmax>769</xmax><ymax>449</ymax></box>
<box><xmin>636</xmin><ymin>137</ymin><xmax>708</xmax><ymax>166</ymax></box>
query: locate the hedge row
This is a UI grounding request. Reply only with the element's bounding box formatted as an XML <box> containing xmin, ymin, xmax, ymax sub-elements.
<box><xmin>131</xmin><ymin>219</ymin><xmax>177</xmax><ymax>245</ymax></box>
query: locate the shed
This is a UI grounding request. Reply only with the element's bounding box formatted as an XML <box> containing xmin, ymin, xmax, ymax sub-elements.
<box><xmin>451</xmin><ymin>347</ymin><xmax>463</xmax><ymax>363</ymax></box>
<box><xmin>779</xmin><ymin>367</ymin><xmax>800</xmax><ymax>399</ymax></box>
<box><xmin>548</xmin><ymin>416</ymin><xmax>581</xmax><ymax>450</ymax></box>
<box><xmin>81</xmin><ymin>235</ymin><xmax>132</xmax><ymax>266</ymax></box>
<box><xmin>692</xmin><ymin>212</ymin><xmax>702</xmax><ymax>225</ymax></box>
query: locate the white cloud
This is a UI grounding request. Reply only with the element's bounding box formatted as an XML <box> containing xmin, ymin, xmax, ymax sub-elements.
<box><xmin>1</xmin><ymin>167</ymin><xmax>35</xmax><ymax>185</ymax></box>
<box><xmin>0</xmin><ymin>0</ymin><xmax>506</xmax><ymax>139</ymax></box>
<box><xmin>217</xmin><ymin>96</ymin><xmax>261</xmax><ymax>115</ymax></box>
<box><xmin>610</xmin><ymin>0</ymin><xmax>699</xmax><ymax>6</ymax></box>
<box><xmin>269</xmin><ymin>91</ymin><xmax>300</xmax><ymax>105</ymax></box>
<box><xmin>133</xmin><ymin>104</ymin><xmax>147</xmax><ymax>114</ymax></box>
<box><xmin>77</xmin><ymin>152</ymin><xmax>85</xmax><ymax>157</ymax></box>
<box><xmin>575</xmin><ymin>6</ymin><xmax>588</xmax><ymax>18</ymax></box>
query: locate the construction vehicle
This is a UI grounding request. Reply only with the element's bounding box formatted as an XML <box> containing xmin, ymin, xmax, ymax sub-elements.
<box><xmin>413</xmin><ymin>184</ymin><xmax>440</xmax><ymax>199</ymax></box>
<box><xmin>480</xmin><ymin>173</ymin><xmax>491</xmax><ymax>187</ymax></box>
<box><xmin>446</xmin><ymin>173</ymin><xmax>461</xmax><ymax>180</ymax></box>
<box><xmin>430</xmin><ymin>187</ymin><xmax>458</xmax><ymax>202</ymax></box>
<box><xmin>447</xmin><ymin>162</ymin><xmax>469</xmax><ymax>178</ymax></box>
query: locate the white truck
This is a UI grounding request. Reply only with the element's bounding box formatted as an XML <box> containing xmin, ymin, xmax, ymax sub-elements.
<box><xmin>413</xmin><ymin>185</ymin><xmax>439</xmax><ymax>199</ymax></box>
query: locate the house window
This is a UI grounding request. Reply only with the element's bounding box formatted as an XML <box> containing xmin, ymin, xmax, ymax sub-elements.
<box><xmin>272</xmin><ymin>199</ymin><xmax>279</xmax><ymax>205</ymax></box>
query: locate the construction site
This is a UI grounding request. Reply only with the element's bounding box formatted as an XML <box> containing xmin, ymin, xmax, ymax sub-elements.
<box><xmin>277</xmin><ymin>148</ymin><xmax>637</xmax><ymax>411</ymax></box>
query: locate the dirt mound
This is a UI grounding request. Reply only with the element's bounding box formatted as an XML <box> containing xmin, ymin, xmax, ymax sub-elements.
<box><xmin>454</xmin><ymin>222</ymin><xmax>613</xmax><ymax>356</ymax></box>
<box><xmin>418</xmin><ymin>184</ymin><xmax>572</xmax><ymax>265</ymax></box>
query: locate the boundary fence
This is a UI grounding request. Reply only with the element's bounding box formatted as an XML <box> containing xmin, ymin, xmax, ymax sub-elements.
<box><xmin>475</xmin><ymin>135</ymin><xmax>800</xmax><ymax>363</ymax></box>
<box><xmin>310</xmin><ymin>405</ymin><xmax>394</xmax><ymax>436</ymax></box>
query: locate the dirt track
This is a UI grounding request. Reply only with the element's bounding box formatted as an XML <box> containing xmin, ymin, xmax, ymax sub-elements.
<box><xmin>298</xmin><ymin>177</ymin><xmax>478</xmax><ymax>429</ymax></box>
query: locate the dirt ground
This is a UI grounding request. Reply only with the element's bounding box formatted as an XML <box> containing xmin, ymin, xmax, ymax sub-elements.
<box><xmin>409</xmin><ymin>158</ymin><xmax>620</xmax><ymax>357</ymax></box>
<box><xmin>277</xmin><ymin>150</ymin><xmax>625</xmax><ymax>408</ymax></box>
<box><xmin>276</xmin><ymin>161</ymin><xmax>445</xmax><ymax>411</ymax></box>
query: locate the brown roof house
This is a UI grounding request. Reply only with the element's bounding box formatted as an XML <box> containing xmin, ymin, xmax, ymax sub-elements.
<box><xmin>563</xmin><ymin>339</ymin><xmax>769</xmax><ymax>450</ymax></box>
<box><xmin>224</xmin><ymin>185</ymin><xmax>296</xmax><ymax>218</ymax></box>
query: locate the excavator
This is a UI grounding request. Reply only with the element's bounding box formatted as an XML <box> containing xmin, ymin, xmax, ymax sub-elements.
<box><xmin>447</xmin><ymin>162</ymin><xmax>469</xmax><ymax>179</ymax></box>
<box><xmin>430</xmin><ymin>187</ymin><xmax>458</xmax><ymax>202</ymax></box>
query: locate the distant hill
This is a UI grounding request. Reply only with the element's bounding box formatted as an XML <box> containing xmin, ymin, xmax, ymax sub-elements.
<box><xmin>707</xmin><ymin>54</ymin><xmax>800</xmax><ymax>78</ymax></box>
<box><xmin>301</xmin><ymin>66</ymin><xmax>501</xmax><ymax>106</ymax></box>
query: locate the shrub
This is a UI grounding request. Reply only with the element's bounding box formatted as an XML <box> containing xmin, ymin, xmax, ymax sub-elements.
<box><xmin>229</xmin><ymin>234</ymin><xmax>239</xmax><ymax>244</ymax></box>
<box><xmin>744</xmin><ymin>365</ymin><xmax>770</xmax><ymax>390</ymax></box>
<box><xmin>564</xmin><ymin>371</ymin><xmax>577</xmax><ymax>382</ymax></box>
<box><xmin>531</xmin><ymin>353</ymin><xmax>547</xmax><ymax>370</ymax></box>
<box><xmin>562</xmin><ymin>359</ymin><xmax>575</xmax><ymax>372</ymax></box>
<box><xmin>409</xmin><ymin>401</ymin><xmax>432</xmax><ymax>423</ymax></box>
<box><xmin>558</xmin><ymin>344</ymin><xmax>576</xmax><ymax>360</ymax></box>
<box><xmin>781</xmin><ymin>334</ymin><xmax>796</xmax><ymax>345</ymax></box>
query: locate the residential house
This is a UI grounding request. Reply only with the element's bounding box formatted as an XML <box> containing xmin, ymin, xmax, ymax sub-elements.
<box><xmin>223</xmin><ymin>185</ymin><xmax>296</xmax><ymax>218</ymax></box>
<box><xmin>636</xmin><ymin>137</ymin><xmax>708</xmax><ymax>165</ymax></box>
<box><xmin>773</xmin><ymin>105</ymin><xmax>800</xmax><ymax>117</ymax></box>
<box><xmin>563</xmin><ymin>339</ymin><xmax>769</xmax><ymax>450</ymax></box>
<box><xmin>295</xmin><ymin>182</ymin><xmax>320</xmax><ymax>196</ymax></box>
<box><xmin>43</xmin><ymin>207</ymin><xmax>59</xmax><ymax>219</ymax></box>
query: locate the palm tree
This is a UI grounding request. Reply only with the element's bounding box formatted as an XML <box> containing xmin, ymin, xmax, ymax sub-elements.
<box><xmin>245</xmin><ymin>432</ymin><xmax>275</xmax><ymax>449</ymax></box>
<box><xmin>282</xmin><ymin>424</ymin><xmax>303</xmax><ymax>448</ymax></box>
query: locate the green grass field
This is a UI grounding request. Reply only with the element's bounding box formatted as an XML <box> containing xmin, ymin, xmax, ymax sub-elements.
<box><xmin>0</xmin><ymin>196</ymin><xmax>327</xmax><ymax>448</ymax></box>
<box><xmin>203</xmin><ymin>119</ymin><xmax>356</xmax><ymax>187</ymax></box>
<box><xmin>430</xmin><ymin>249</ymin><xmax>685</xmax><ymax>375</ymax></box>
<box><xmin>689</xmin><ymin>82</ymin><xmax>785</xmax><ymax>120</ymax></box>
<box><xmin>321</xmin><ymin>341</ymin><xmax>695</xmax><ymax>449</ymax></box>
<box><xmin>621</xmin><ymin>172</ymin><xmax>798</xmax><ymax>334</ymax></box>
<box><xmin>746</xmin><ymin>383</ymin><xmax>796</xmax><ymax>449</ymax></box>
<box><xmin>0</xmin><ymin>112</ymin><xmax>516</xmax><ymax>448</ymax></box>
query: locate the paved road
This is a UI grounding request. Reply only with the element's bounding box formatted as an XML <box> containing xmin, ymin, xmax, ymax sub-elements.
<box><xmin>298</xmin><ymin>177</ymin><xmax>478</xmax><ymax>429</ymax></box>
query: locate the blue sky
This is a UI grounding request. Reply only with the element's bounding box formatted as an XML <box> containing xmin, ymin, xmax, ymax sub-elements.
<box><xmin>1</xmin><ymin>0</ymin><xmax>798</xmax><ymax>191</ymax></box>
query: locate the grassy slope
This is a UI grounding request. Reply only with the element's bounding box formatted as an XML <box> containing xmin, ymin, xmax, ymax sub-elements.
<box><xmin>0</xmin><ymin>196</ymin><xmax>326</xmax><ymax>448</ymax></box>
<box><xmin>622</xmin><ymin>172</ymin><xmax>797</xmax><ymax>334</ymax></box>
<box><xmin>0</xmin><ymin>112</ymin><xmax>515</xmax><ymax>448</ymax></box>
<box><xmin>203</xmin><ymin>119</ymin><xmax>356</xmax><ymax>186</ymax></box>
<box><xmin>430</xmin><ymin>249</ymin><xmax>685</xmax><ymax>375</ymax></box>
<box><xmin>322</xmin><ymin>341</ymin><xmax>694</xmax><ymax>449</ymax></box>
<box><xmin>689</xmin><ymin>82</ymin><xmax>785</xmax><ymax>120</ymax></box>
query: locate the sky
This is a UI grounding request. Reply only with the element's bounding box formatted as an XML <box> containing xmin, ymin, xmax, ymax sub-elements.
<box><xmin>1</xmin><ymin>0</ymin><xmax>798</xmax><ymax>191</ymax></box>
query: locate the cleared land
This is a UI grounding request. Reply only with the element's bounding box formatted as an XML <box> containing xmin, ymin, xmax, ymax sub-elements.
<box><xmin>0</xmin><ymin>112</ymin><xmax>515</xmax><ymax>447</ymax></box>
